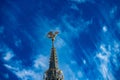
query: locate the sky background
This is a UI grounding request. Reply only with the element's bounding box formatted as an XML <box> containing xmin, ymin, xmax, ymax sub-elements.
<box><xmin>0</xmin><ymin>0</ymin><xmax>120</xmax><ymax>80</ymax></box>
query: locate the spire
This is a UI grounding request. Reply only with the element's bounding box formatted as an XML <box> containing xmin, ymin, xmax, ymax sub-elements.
<box><xmin>47</xmin><ymin>31</ymin><xmax>59</xmax><ymax>69</ymax></box>
<box><xmin>43</xmin><ymin>31</ymin><xmax>64</xmax><ymax>80</ymax></box>
<box><xmin>49</xmin><ymin>46</ymin><xmax>58</xmax><ymax>69</ymax></box>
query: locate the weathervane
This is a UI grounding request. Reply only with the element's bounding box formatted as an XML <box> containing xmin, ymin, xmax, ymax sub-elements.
<box><xmin>47</xmin><ymin>31</ymin><xmax>59</xmax><ymax>48</ymax></box>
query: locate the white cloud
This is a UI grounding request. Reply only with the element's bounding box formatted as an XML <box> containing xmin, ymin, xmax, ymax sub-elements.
<box><xmin>77</xmin><ymin>71</ymin><xmax>83</xmax><ymax>78</ymax></box>
<box><xmin>61</xmin><ymin>15</ymin><xmax>92</xmax><ymax>38</ymax></box>
<box><xmin>95</xmin><ymin>44</ymin><xmax>113</xmax><ymax>79</ymax></box>
<box><xmin>55</xmin><ymin>37</ymin><xmax>66</xmax><ymax>48</ymax></box>
<box><xmin>33</xmin><ymin>55</ymin><xmax>48</xmax><ymax>69</ymax></box>
<box><xmin>71</xmin><ymin>0</ymin><xmax>87</xmax><ymax>3</ymax></box>
<box><xmin>70</xmin><ymin>0</ymin><xmax>95</xmax><ymax>3</ymax></box>
<box><xmin>5</xmin><ymin>63</ymin><xmax>42</xmax><ymax>80</ymax></box>
<box><xmin>4</xmin><ymin>59</ymin><xmax>43</xmax><ymax>80</ymax></box>
<box><xmin>83</xmin><ymin>59</ymin><xmax>86</xmax><ymax>64</ymax></box>
<box><xmin>109</xmin><ymin>6</ymin><xmax>117</xmax><ymax>18</ymax></box>
<box><xmin>71</xmin><ymin>60</ymin><xmax>77</xmax><ymax>64</ymax></box>
<box><xmin>3</xmin><ymin>51</ymin><xmax>14</xmax><ymax>61</ymax></box>
<box><xmin>63</xmin><ymin>65</ymin><xmax>78</xmax><ymax>80</ymax></box>
<box><xmin>99</xmin><ymin>64</ymin><xmax>108</xmax><ymax>79</ymax></box>
<box><xmin>16</xmin><ymin>69</ymin><xmax>42</xmax><ymax>80</ymax></box>
<box><xmin>100</xmin><ymin>44</ymin><xmax>110</xmax><ymax>55</ymax></box>
<box><xmin>96</xmin><ymin>53</ymin><xmax>108</xmax><ymax>62</ymax></box>
<box><xmin>96</xmin><ymin>44</ymin><xmax>110</xmax><ymax>62</ymax></box>
<box><xmin>63</xmin><ymin>64</ymin><xmax>87</xmax><ymax>80</ymax></box>
<box><xmin>102</xmin><ymin>26</ymin><xmax>107</xmax><ymax>32</ymax></box>
<box><xmin>113</xmin><ymin>41</ymin><xmax>120</xmax><ymax>53</ymax></box>
<box><xmin>95</xmin><ymin>40</ymin><xmax>120</xmax><ymax>80</ymax></box>
<box><xmin>4</xmin><ymin>64</ymin><xmax>19</xmax><ymax>71</ymax></box>
<box><xmin>98</xmin><ymin>62</ymin><xmax>115</xmax><ymax>80</ymax></box>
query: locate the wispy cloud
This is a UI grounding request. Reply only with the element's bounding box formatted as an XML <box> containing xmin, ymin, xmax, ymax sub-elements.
<box><xmin>16</xmin><ymin>69</ymin><xmax>42</xmax><ymax>80</ymax></box>
<box><xmin>4</xmin><ymin>63</ymin><xmax>42</xmax><ymax>80</ymax></box>
<box><xmin>33</xmin><ymin>54</ymin><xmax>48</xmax><ymax>69</ymax></box>
<box><xmin>102</xmin><ymin>25</ymin><xmax>108</xmax><ymax>32</ymax></box>
<box><xmin>94</xmin><ymin>29</ymin><xmax>120</xmax><ymax>80</ymax></box>
<box><xmin>63</xmin><ymin>65</ymin><xmax>78</xmax><ymax>80</ymax></box>
<box><xmin>70</xmin><ymin>0</ymin><xmax>87</xmax><ymax>3</ymax></box>
<box><xmin>61</xmin><ymin>15</ymin><xmax>92</xmax><ymax>39</ymax></box>
<box><xmin>95</xmin><ymin>43</ymin><xmax>117</xmax><ymax>80</ymax></box>
<box><xmin>70</xmin><ymin>0</ymin><xmax>95</xmax><ymax>3</ymax></box>
<box><xmin>109</xmin><ymin>6</ymin><xmax>117</xmax><ymax>19</ymax></box>
<box><xmin>3</xmin><ymin>51</ymin><xmax>14</xmax><ymax>61</ymax></box>
<box><xmin>55</xmin><ymin>36</ymin><xmax>66</xmax><ymax>49</ymax></box>
<box><xmin>1</xmin><ymin>1</ymin><xmax>120</xmax><ymax>80</ymax></box>
<box><xmin>3</xmin><ymin>53</ymin><xmax>49</xmax><ymax>80</ymax></box>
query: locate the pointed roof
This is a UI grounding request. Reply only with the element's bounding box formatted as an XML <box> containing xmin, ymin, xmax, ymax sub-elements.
<box><xmin>49</xmin><ymin>47</ymin><xmax>58</xmax><ymax>69</ymax></box>
<box><xmin>47</xmin><ymin>31</ymin><xmax>59</xmax><ymax>69</ymax></box>
<box><xmin>43</xmin><ymin>31</ymin><xmax>64</xmax><ymax>80</ymax></box>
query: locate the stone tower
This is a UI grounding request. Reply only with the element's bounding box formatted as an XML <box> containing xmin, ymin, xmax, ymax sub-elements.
<box><xmin>43</xmin><ymin>31</ymin><xmax>64</xmax><ymax>80</ymax></box>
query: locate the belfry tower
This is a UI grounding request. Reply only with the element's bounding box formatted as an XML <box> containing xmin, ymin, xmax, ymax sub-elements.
<box><xmin>43</xmin><ymin>31</ymin><xmax>64</xmax><ymax>80</ymax></box>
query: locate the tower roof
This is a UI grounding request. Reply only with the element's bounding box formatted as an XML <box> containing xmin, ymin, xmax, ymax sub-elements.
<box><xmin>43</xmin><ymin>31</ymin><xmax>64</xmax><ymax>80</ymax></box>
<box><xmin>47</xmin><ymin>31</ymin><xmax>59</xmax><ymax>69</ymax></box>
<box><xmin>49</xmin><ymin>47</ymin><xmax>58</xmax><ymax>69</ymax></box>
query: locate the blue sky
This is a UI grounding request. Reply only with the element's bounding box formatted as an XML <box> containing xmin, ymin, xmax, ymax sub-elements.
<box><xmin>0</xmin><ymin>0</ymin><xmax>120</xmax><ymax>80</ymax></box>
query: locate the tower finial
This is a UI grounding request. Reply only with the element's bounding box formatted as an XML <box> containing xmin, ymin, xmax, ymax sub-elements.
<box><xmin>47</xmin><ymin>31</ymin><xmax>59</xmax><ymax>48</ymax></box>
